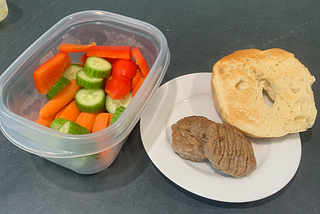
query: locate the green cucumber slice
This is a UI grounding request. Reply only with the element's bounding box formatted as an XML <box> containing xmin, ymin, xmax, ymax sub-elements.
<box><xmin>49</xmin><ymin>118</ymin><xmax>68</xmax><ymax>131</ymax></box>
<box><xmin>110</xmin><ymin>106</ymin><xmax>126</xmax><ymax>125</ymax></box>
<box><xmin>75</xmin><ymin>88</ymin><xmax>106</xmax><ymax>113</ymax></box>
<box><xmin>58</xmin><ymin>120</ymin><xmax>90</xmax><ymax>135</ymax></box>
<box><xmin>46</xmin><ymin>77</ymin><xmax>70</xmax><ymax>100</ymax></box>
<box><xmin>84</xmin><ymin>56</ymin><xmax>112</xmax><ymax>78</ymax></box>
<box><xmin>106</xmin><ymin>91</ymin><xmax>132</xmax><ymax>114</ymax></box>
<box><xmin>76</xmin><ymin>69</ymin><xmax>104</xmax><ymax>89</ymax></box>
<box><xmin>62</xmin><ymin>64</ymin><xmax>83</xmax><ymax>80</ymax></box>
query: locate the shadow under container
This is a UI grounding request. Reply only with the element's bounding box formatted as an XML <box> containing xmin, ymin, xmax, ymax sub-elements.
<box><xmin>0</xmin><ymin>11</ymin><xmax>170</xmax><ymax>174</ymax></box>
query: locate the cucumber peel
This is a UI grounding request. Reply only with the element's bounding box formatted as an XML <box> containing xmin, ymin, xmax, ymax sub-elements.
<box><xmin>106</xmin><ymin>91</ymin><xmax>132</xmax><ymax>114</ymax></box>
<box><xmin>59</xmin><ymin>120</ymin><xmax>90</xmax><ymax>135</ymax></box>
<box><xmin>46</xmin><ymin>77</ymin><xmax>70</xmax><ymax>100</ymax></box>
<box><xmin>50</xmin><ymin>118</ymin><xmax>68</xmax><ymax>131</ymax></box>
<box><xmin>76</xmin><ymin>69</ymin><xmax>104</xmax><ymax>89</ymax></box>
<box><xmin>110</xmin><ymin>106</ymin><xmax>126</xmax><ymax>125</ymax></box>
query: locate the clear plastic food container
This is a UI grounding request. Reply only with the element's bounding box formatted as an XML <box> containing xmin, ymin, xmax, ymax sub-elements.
<box><xmin>0</xmin><ymin>11</ymin><xmax>170</xmax><ymax>174</ymax></box>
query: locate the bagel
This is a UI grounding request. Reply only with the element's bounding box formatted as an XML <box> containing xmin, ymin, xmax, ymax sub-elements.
<box><xmin>211</xmin><ymin>48</ymin><xmax>317</xmax><ymax>138</ymax></box>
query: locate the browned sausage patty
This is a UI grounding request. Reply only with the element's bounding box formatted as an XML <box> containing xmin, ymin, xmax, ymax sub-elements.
<box><xmin>171</xmin><ymin>116</ymin><xmax>215</xmax><ymax>162</ymax></box>
<box><xmin>204</xmin><ymin>123</ymin><xmax>257</xmax><ymax>177</ymax></box>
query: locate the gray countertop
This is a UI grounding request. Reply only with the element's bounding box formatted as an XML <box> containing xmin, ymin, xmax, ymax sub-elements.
<box><xmin>1</xmin><ymin>0</ymin><xmax>320</xmax><ymax>213</ymax></box>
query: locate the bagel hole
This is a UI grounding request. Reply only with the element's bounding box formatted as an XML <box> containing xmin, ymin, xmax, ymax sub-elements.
<box><xmin>263</xmin><ymin>89</ymin><xmax>274</xmax><ymax>108</ymax></box>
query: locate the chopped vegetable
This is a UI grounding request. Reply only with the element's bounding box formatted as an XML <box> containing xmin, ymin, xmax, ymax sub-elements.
<box><xmin>58</xmin><ymin>120</ymin><xmax>90</xmax><ymax>135</ymax></box>
<box><xmin>57</xmin><ymin>100</ymin><xmax>81</xmax><ymax>122</ymax></box>
<box><xmin>35</xmin><ymin>115</ymin><xmax>55</xmax><ymax>127</ymax></box>
<box><xmin>105</xmin><ymin>76</ymin><xmax>132</xmax><ymax>100</ymax></box>
<box><xmin>76</xmin><ymin>69</ymin><xmax>104</xmax><ymax>89</ymax></box>
<box><xmin>33</xmin><ymin>43</ymin><xmax>149</xmax><ymax>134</ymax></box>
<box><xmin>50</xmin><ymin>118</ymin><xmax>68</xmax><ymax>131</ymax></box>
<box><xmin>79</xmin><ymin>53</ymin><xmax>88</xmax><ymax>65</ymax></box>
<box><xmin>111</xmin><ymin>59</ymin><xmax>138</xmax><ymax>80</ymax></box>
<box><xmin>132</xmin><ymin>47</ymin><xmax>149</xmax><ymax>78</ymax></box>
<box><xmin>84</xmin><ymin>56</ymin><xmax>112</xmax><ymax>78</ymax></box>
<box><xmin>46</xmin><ymin>77</ymin><xmax>70</xmax><ymax>100</ymax></box>
<box><xmin>55</xmin><ymin>106</ymin><xmax>67</xmax><ymax>119</ymax></box>
<box><xmin>33</xmin><ymin>52</ymin><xmax>72</xmax><ymax>94</ymax></box>
<box><xmin>132</xmin><ymin>77</ymin><xmax>145</xmax><ymax>97</ymax></box>
<box><xmin>110</xmin><ymin>106</ymin><xmax>126</xmax><ymax>125</ymax></box>
<box><xmin>103</xmin><ymin>58</ymin><xmax>118</xmax><ymax>65</ymax></box>
<box><xmin>75</xmin><ymin>112</ymin><xmax>98</xmax><ymax>133</ymax></box>
<box><xmin>87</xmin><ymin>46</ymin><xmax>131</xmax><ymax>60</ymax></box>
<box><xmin>59</xmin><ymin>42</ymin><xmax>96</xmax><ymax>53</ymax></box>
<box><xmin>75</xmin><ymin>88</ymin><xmax>106</xmax><ymax>113</ymax></box>
<box><xmin>106</xmin><ymin>91</ymin><xmax>132</xmax><ymax>114</ymax></box>
<box><xmin>132</xmin><ymin>70</ymin><xmax>143</xmax><ymax>90</ymax></box>
<box><xmin>39</xmin><ymin>79</ymin><xmax>81</xmax><ymax>118</ymax></box>
<box><xmin>90</xmin><ymin>149</ymin><xmax>111</xmax><ymax>159</ymax></box>
<box><xmin>62</xmin><ymin>64</ymin><xmax>84</xmax><ymax>80</ymax></box>
<box><xmin>92</xmin><ymin>113</ymin><xmax>113</xmax><ymax>133</ymax></box>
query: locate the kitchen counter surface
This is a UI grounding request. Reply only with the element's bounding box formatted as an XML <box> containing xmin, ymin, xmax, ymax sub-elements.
<box><xmin>1</xmin><ymin>0</ymin><xmax>320</xmax><ymax>213</ymax></box>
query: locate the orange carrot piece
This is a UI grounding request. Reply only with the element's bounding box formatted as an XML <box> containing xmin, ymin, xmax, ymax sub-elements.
<box><xmin>92</xmin><ymin>113</ymin><xmax>113</xmax><ymax>133</ymax></box>
<box><xmin>33</xmin><ymin>52</ymin><xmax>72</xmax><ymax>94</ymax></box>
<box><xmin>131</xmin><ymin>47</ymin><xmax>149</xmax><ymax>78</ymax></box>
<box><xmin>75</xmin><ymin>112</ymin><xmax>98</xmax><ymax>133</ymax></box>
<box><xmin>35</xmin><ymin>115</ymin><xmax>55</xmax><ymax>127</ymax></box>
<box><xmin>57</xmin><ymin>100</ymin><xmax>81</xmax><ymax>122</ymax></box>
<box><xmin>132</xmin><ymin>70</ymin><xmax>143</xmax><ymax>90</ymax></box>
<box><xmin>59</xmin><ymin>42</ymin><xmax>96</xmax><ymax>53</ymax></box>
<box><xmin>55</xmin><ymin>105</ymin><xmax>67</xmax><ymax>119</ymax></box>
<box><xmin>39</xmin><ymin>79</ymin><xmax>81</xmax><ymax>118</ymax></box>
<box><xmin>107</xmin><ymin>114</ymin><xmax>113</xmax><ymax>126</ymax></box>
<box><xmin>132</xmin><ymin>77</ymin><xmax>145</xmax><ymax>97</ymax></box>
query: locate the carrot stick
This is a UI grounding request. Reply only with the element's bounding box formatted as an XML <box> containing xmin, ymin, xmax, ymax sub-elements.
<box><xmin>35</xmin><ymin>115</ymin><xmax>55</xmax><ymax>127</ymax></box>
<box><xmin>87</xmin><ymin>46</ymin><xmax>131</xmax><ymax>60</ymax></box>
<box><xmin>57</xmin><ymin>100</ymin><xmax>81</xmax><ymax>122</ymax></box>
<box><xmin>75</xmin><ymin>112</ymin><xmax>98</xmax><ymax>133</ymax></box>
<box><xmin>132</xmin><ymin>70</ymin><xmax>143</xmax><ymax>90</ymax></box>
<box><xmin>107</xmin><ymin>114</ymin><xmax>113</xmax><ymax>126</ymax></box>
<box><xmin>92</xmin><ymin>113</ymin><xmax>113</xmax><ymax>133</ymax></box>
<box><xmin>132</xmin><ymin>77</ymin><xmax>145</xmax><ymax>97</ymax></box>
<box><xmin>55</xmin><ymin>105</ymin><xmax>67</xmax><ymax>119</ymax></box>
<box><xmin>59</xmin><ymin>42</ymin><xmax>96</xmax><ymax>53</ymax></box>
<box><xmin>39</xmin><ymin>79</ymin><xmax>81</xmax><ymax>118</ymax></box>
<box><xmin>131</xmin><ymin>47</ymin><xmax>149</xmax><ymax>78</ymax></box>
<box><xmin>33</xmin><ymin>52</ymin><xmax>72</xmax><ymax>94</ymax></box>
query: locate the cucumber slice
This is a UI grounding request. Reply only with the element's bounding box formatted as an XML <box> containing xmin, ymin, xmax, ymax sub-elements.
<box><xmin>75</xmin><ymin>88</ymin><xmax>106</xmax><ymax>113</ymax></box>
<box><xmin>59</xmin><ymin>120</ymin><xmax>90</xmax><ymax>135</ymax></box>
<box><xmin>106</xmin><ymin>91</ymin><xmax>132</xmax><ymax>114</ymax></box>
<box><xmin>110</xmin><ymin>106</ymin><xmax>126</xmax><ymax>125</ymax></box>
<box><xmin>76</xmin><ymin>69</ymin><xmax>104</xmax><ymax>89</ymax></box>
<box><xmin>49</xmin><ymin>118</ymin><xmax>68</xmax><ymax>131</ymax></box>
<box><xmin>62</xmin><ymin>64</ymin><xmax>83</xmax><ymax>80</ymax></box>
<box><xmin>46</xmin><ymin>77</ymin><xmax>70</xmax><ymax>100</ymax></box>
<box><xmin>84</xmin><ymin>56</ymin><xmax>112</xmax><ymax>78</ymax></box>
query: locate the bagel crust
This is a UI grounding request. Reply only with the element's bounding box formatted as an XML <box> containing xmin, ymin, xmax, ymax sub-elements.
<box><xmin>211</xmin><ymin>48</ymin><xmax>317</xmax><ymax>138</ymax></box>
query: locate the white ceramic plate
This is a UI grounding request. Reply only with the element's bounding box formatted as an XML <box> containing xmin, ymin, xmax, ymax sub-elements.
<box><xmin>140</xmin><ymin>73</ymin><xmax>301</xmax><ymax>203</ymax></box>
